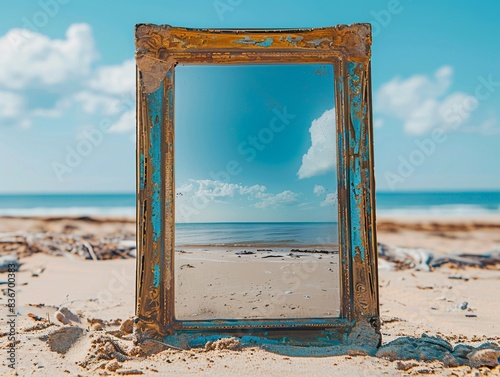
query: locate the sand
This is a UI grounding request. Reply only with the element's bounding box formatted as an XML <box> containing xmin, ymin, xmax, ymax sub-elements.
<box><xmin>0</xmin><ymin>215</ymin><xmax>499</xmax><ymax>376</ymax></box>
<box><xmin>175</xmin><ymin>247</ymin><xmax>340</xmax><ymax>320</ymax></box>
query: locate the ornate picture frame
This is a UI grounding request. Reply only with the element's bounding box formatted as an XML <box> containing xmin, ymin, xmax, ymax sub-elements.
<box><xmin>135</xmin><ymin>23</ymin><xmax>379</xmax><ymax>352</ymax></box>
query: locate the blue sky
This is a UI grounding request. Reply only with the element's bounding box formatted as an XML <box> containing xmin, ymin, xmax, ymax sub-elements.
<box><xmin>175</xmin><ymin>64</ymin><xmax>337</xmax><ymax>222</ymax></box>
<box><xmin>0</xmin><ymin>0</ymin><xmax>499</xmax><ymax>201</ymax></box>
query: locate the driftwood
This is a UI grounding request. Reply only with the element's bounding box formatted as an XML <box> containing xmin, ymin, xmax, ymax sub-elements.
<box><xmin>377</xmin><ymin>243</ymin><xmax>500</xmax><ymax>271</ymax></box>
<box><xmin>0</xmin><ymin>231</ymin><xmax>136</xmax><ymax>261</ymax></box>
<box><xmin>0</xmin><ymin>231</ymin><xmax>498</xmax><ymax>270</ymax></box>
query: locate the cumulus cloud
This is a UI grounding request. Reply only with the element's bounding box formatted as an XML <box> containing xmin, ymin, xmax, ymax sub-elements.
<box><xmin>313</xmin><ymin>185</ymin><xmax>326</xmax><ymax>196</ymax></box>
<box><xmin>0</xmin><ymin>24</ymin><xmax>135</xmax><ymax>133</ymax></box>
<box><xmin>375</xmin><ymin>66</ymin><xmax>477</xmax><ymax>135</ymax></box>
<box><xmin>0</xmin><ymin>90</ymin><xmax>31</xmax><ymax>127</ymax></box>
<box><xmin>321</xmin><ymin>192</ymin><xmax>338</xmax><ymax>207</ymax></box>
<box><xmin>88</xmin><ymin>59</ymin><xmax>135</xmax><ymax>96</ymax></box>
<box><xmin>108</xmin><ymin>109</ymin><xmax>136</xmax><ymax>133</ymax></box>
<box><xmin>297</xmin><ymin>108</ymin><xmax>336</xmax><ymax>179</ymax></box>
<box><xmin>253</xmin><ymin>190</ymin><xmax>299</xmax><ymax>209</ymax></box>
<box><xmin>0</xmin><ymin>23</ymin><xmax>97</xmax><ymax>90</ymax></box>
<box><xmin>0</xmin><ymin>91</ymin><xmax>24</xmax><ymax>119</ymax></box>
<box><xmin>176</xmin><ymin>179</ymin><xmax>298</xmax><ymax>209</ymax></box>
<box><xmin>190</xmin><ymin>180</ymin><xmax>266</xmax><ymax>200</ymax></box>
<box><xmin>73</xmin><ymin>91</ymin><xmax>122</xmax><ymax>116</ymax></box>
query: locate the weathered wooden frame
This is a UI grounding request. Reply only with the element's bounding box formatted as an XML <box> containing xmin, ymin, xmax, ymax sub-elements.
<box><xmin>135</xmin><ymin>24</ymin><xmax>379</xmax><ymax>351</ymax></box>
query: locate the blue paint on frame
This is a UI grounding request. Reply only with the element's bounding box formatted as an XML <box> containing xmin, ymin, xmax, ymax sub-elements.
<box><xmin>153</xmin><ymin>264</ymin><xmax>160</xmax><ymax>288</ymax></box>
<box><xmin>147</xmin><ymin>81</ymin><xmax>164</xmax><ymax>245</ymax></box>
<box><xmin>348</xmin><ymin>61</ymin><xmax>365</xmax><ymax>262</ymax></box>
<box><xmin>139</xmin><ymin>153</ymin><xmax>145</xmax><ymax>190</ymax></box>
<box><xmin>234</xmin><ymin>36</ymin><xmax>274</xmax><ymax>47</ymax></box>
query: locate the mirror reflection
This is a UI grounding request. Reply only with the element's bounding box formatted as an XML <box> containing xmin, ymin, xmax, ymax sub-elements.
<box><xmin>174</xmin><ymin>64</ymin><xmax>340</xmax><ymax>320</ymax></box>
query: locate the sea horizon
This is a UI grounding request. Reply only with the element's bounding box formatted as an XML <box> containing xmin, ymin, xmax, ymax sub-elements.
<box><xmin>0</xmin><ymin>191</ymin><xmax>499</xmax><ymax>218</ymax></box>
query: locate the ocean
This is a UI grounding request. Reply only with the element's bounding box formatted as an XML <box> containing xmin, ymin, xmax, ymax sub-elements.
<box><xmin>0</xmin><ymin>191</ymin><xmax>499</xmax><ymax>246</ymax></box>
<box><xmin>0</xmin><ymin>192</ymin><xmax>499</xmax><ymax>218</ymax></box>
<box><xmin>175</xmin><ymin>222</ymin><xmax>338</xmax><ymax>247</ymax></box>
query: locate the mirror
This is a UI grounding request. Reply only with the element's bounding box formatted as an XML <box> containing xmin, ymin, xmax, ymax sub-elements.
<box><xmin>174</xmin><ymin>64</ymin><xmax>339</xmax><ymax>320</ymax></box>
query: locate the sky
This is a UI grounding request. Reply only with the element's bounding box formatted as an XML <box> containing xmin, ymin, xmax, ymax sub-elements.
<box><xmin>175</xmin><ymin>64</ymin><xmax>337</xmax><ymax>222</ymax></box>
<box><xmin>0</xmin><ymin>0</ymin><xmax>499</xmax><ymax>199</ymax></box>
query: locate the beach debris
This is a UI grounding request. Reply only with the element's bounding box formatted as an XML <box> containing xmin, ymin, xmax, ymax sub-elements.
<box><xmin>458</xmin><ymin>301</ymin><xmax>468</xmax><ymax>310</ymax></box>
<box><xmin>0</xmin><ymin>254</ymin><xmax>20</xmax><ymax>272</ymax></box>
<box><xmin>290</xmin><ymin>249</ymin><xmax>338</xmax><ymax>254</ymax></box>
<box><xmin>27</xmin><ymin>313</ymin><xmax>48</xmax><ymax>322</ymax></box>
<box><xmin>376</xmin><ymin>334</ymin><xmax>500</xmax><ymax>368</ymax></box>
<box><xmin>22</xmin><ymin>322</ymin><xmax>55</xmax><ymax>332</ymax></box>
<box><xmin>416</xmin><ymin>285</ymin><xmax>433</xmax><ymax>290</ymax></box>
<box><xmin>235</xmin><ymin>250</ymin><xmax>255</xmax><ymax>255</ymax></box>
<box><xmin>79</xmin><ymin>334</ymin><xmax>132</xmax><ymax>369</ymax></box>
<box><xmin>116</xmin><ymin>369</ymin><xmax>144</xmax><ymax>375</ymax></box>
<box><xmin>0</xmin><ymin>229</ymin><xmax>136</xmax><ymax>260</ymax></box>
<box><xmin>261</xmin><ymin>254</ymin><xmax>283</xmax><ymax>258</ymax></box>
<box><xmin>120</xmin><ymin>318</ymin><xmax>134</xmax><ymax>334</ymax></box>
<box><xmin>448</xmin><ymin>275</ymin><xmax>469</xmax><ymax>281</ymax></box>
<box><xmin>468</xmin><ymin>347</ymin><xmax>500</xmax><ymax>368</ymax></box>
<box><xmin>205</xmin><ymin>337</ymin><xmax>241</xmax><ymax>351</ymax></box>
<box><xmin>378</xmin><ymin>244</ymin><xmax>432</xmax><ymax>271</ymax></box>
<box><xmin>47</xmin><ymin>326</ymin><xmax>84</xmax><ymax>354</ymax></box>
<box><xmin>31</xmin><ymin>265</ymin><xmax>46</xmax><ymax>277</ymax></box>
<box><xmin>107</xmin><ymin>361</ymin><xmax>122</xmax><ymax>372</ymax></box>
<box><xmin>394</xmin><ymin>360</ymin><xmax>420</xmax><ymax>371</ymax></box>
<box><xmin>377</xmin><ymin>243</ymin><xmax>500</xmax><ymax>271</ymax></box>
<box><xmin>180</xmin><ymin>263</ymin><xmax>195</xmax><ymax>269</ymax></box>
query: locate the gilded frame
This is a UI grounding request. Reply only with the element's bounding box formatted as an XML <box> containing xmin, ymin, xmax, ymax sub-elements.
<box><xmin>135</xmin><ymin>24</ymin><xmax>379</xmax><ymax>351</ymax></box>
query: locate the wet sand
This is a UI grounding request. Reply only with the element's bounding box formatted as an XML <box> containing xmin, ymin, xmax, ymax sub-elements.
<box><xmin>175</xmin><ymin>247</ymin><xmax>340</xmax><ymax>320</ymax></box>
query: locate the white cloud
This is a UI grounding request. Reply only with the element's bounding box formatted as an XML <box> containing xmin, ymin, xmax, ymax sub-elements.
<box><xmin>321</xmin><ymin>192</ymin><xmax>338</xmax><ymax>207</ymax></box>
<box><xmin>253</xmin><ymin>190</ymin><xmax>299</xmax><ymax>209</ymax></box>
<box><xmin>108</xmin><ymin>109</ymin><xmax>136</xmax><ymax>133</ymax></box>
<box><xmin>375</xmin><ymin>66</ymin><xmax>477</xmax><ymax>135</ymax></box>
<box><xmin>297</xmin><ymin>108</ymin><xmax>336</xmax><ymax>179</ymax></box>
<box><xmin>313</xmin><ymin>185</ymin><xmax>326</xmax><ymax>196</ymax></box>
<box><xmin>192</xmin><ymin>180</ymin><xmax>266</xmax><ymax>200</ymax></box>
<box><xmin>0</xmin><ymin>24</ymin><xmax>136</xmax><ymax>133</ymax></box>
<box><xmin>88</xmin><ymin>59</ymin><xmax>135</xmax><ymax>96</ymax></box>
<box><xmin>177</xmin><ymin>179</ymin><xmax>298</xmax><ymax>209</ymax></box>
<box><xmin>0</xmin><ymin>90</ymin><xmax>24</xmax><ymax>119</ymax></box>
<box><xmin>73</xmin><ymin>91</ymin><xmax>122</xmax><ymax>116</ymax></box>
<box><xmin>0</xmin><ymin>23</ymin><xmax>97</xmax><ymax>90</ymax></box>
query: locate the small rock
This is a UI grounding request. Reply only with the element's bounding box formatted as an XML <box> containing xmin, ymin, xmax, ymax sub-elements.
<box><xmin>395</xmin><ymin>360</ymin><xmax>419</xmax><ymax>371</ymax></box>
<box><xmin>48</xmin><ymin>326</ymin><xmax>84</xmax><ymax>354</ymax></box>
<box><xmin>55</xmin><ymin>307</ymin><xmax>80</xmax><ymax>325</ymax></box>
<box><xmin>348</xmin><ymin>349</ymin><xmax>369</xmax><ymax>357</ymax></box>
<box><xmin>116</xmin><ymin>369</ymin><xmax>143</xmax><ymax>375</ymax></box>
<box><xmin>205</xmin><ymin>337</ymin><xmax>241</xmax><ymax>351</ymax></box>
<box><xmin>92</xmin><ymin>322</ymin><xmax>104</xmax><ymax>331</ymax></box>
<box><xmin>442</xmin><ymin>353</ymin><xmax>459</xmax><ymax>367</ymax></box>
<box><xmin>139</xmin><ymin>340</ymin><xmax>168</xmax><ymax>356</ymax></box>
<box><xmin>120</xmin><ymin>318</ymin><xmax>134</xmax><ymax>334</ymax></box>
<box><xmin>0</xmin><ymin>254</ymin><xmax>21</xmax><ymax>272</ymax></box>
<box><xmin>107</xmin><ymin>361</ymin><xmax>121</xmax><ymax>372</ymax></box>
<box><xmin>468</xmin><ymin>348</ymin><xmax>500</xmax><ymax>368</ymax></box>
<box><xmin>458</xmin><ymin>301</ymin><xmax>468</xmax><ymax>310</ymax></box>
<box><xmin>453</xmin><ymin>344</ymin><xmax>474</xmax><ymax>359</ymax></box>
